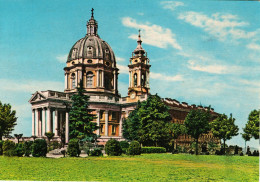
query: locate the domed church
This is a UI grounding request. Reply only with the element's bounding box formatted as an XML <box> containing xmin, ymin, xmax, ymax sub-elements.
<box><xmin>29</xmin><ymin>9</ymin><xmax>150</xmax><ymax>144</ymax></box>
<box><xmin>29</xmin><ymin>9</ymin><xmax>219</xmax><ymax>147</ymax></box>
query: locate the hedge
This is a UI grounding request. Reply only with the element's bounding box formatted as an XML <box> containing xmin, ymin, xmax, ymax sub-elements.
<box><xmin>32</xmin><ymin>139</ymin><xmax>47</xmax><ymax>157</ymax></box>
<box><xmin>0</xmin><ymin>140</ymin><xmax>3</xmax><ymax>155</ymax></box>
<box><xmin>141</xmin><ymin>147</ymin><xmax>166</xmax><ymax>153</ymax></box>
<box><xmin>128</xmin><ymin>141</ymin><xmax>141</xmax><ymax>155</ymax></box>
<box><xmin>3</xmin><ymin>140</ymin><xmax>16</xmax><ymax>156</ymax></box>
<box><xmin>105</xmin><ymin>139</ymin><xmax>122</xmax><ymax>156</ymax></box>
<box><xmin>67</xmin><ymin>139</ymin><xmax>81</xmax><ymax>157</ymax></box>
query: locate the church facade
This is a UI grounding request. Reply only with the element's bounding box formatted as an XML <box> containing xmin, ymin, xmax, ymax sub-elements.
<box><xmin>29</xmin><ymin>11</ymin><xmax>219</xmax><ymax>147</ymax></box>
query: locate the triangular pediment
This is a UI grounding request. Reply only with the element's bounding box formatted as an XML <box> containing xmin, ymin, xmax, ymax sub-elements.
<box><xmin>29</xmin><ymin>91</ymin><xmax>47</xmax><ymax>103</ymax></box>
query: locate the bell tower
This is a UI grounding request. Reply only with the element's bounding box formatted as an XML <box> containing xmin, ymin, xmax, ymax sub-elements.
<box><xmin>128</xmin><ymin>30</ymin><xmax>151</xmax><ymax>99</ymax></box>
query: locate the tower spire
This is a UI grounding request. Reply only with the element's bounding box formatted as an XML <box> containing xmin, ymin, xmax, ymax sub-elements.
<box><xmin>91</xmin><ymin>8</ymin><xmax>94</xmax><ymax>18</ymax></box>
<box><xmin>133</xmin><ymin>29</ymin><xmax>145</xmax><ymax>55</ymax></box>
<box><xmin>86</xmin><ymin>8</ymin><xmax>98</xmax><ymax>36</ymax></box>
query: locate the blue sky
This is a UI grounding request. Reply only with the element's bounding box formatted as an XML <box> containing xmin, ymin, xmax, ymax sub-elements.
<box><xmin>0</xmin><ymin>0</ymin><xmax>259</xmax><ymax>148</ymax></box>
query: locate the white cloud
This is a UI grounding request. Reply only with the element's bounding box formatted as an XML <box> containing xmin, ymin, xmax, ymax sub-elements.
<box><xmin>117</xmin><ymin>64</ymin><xmax>183</xmax><ymax>82</ymax></box>
<box><xmin>122</xmin><ymin>17</ymin><xmax>182</xmax><ymax>50</ymax></box>
<box><xmin>116</xmin><ymin>57</ymin><xmax>126</xmax><ymax>62</ymax></box>
<box><xmin>178</xmin><ymin>11</ymin><xmax>256</xmax><ymax>41</ymax></box>
<box><xmin>56</xmin><ymin>54</ymin><xmax>68</xmax><ymax>63</ymax></box>
<box><xmin>188</xmin><ymin>60</ymin><xmax>228</xmax><ymax>74</ymax></box>
<box><xmin>247</xmin><ymin>43</ymin><xmax>260</xmax><ymax>51</ymax></box>
<box><xmin>150</xmin><ymin>72</ymin><xmax>183</xmax><ymax>81</ymax></box>
<box><xmin>161</xmin><ymin>1</ymin><xmax>184</xmax><ymax>11</ymax></box>
<box><xmin>0</xmin><ymin>79</ymin><xmax>64</xmax><ymax>93</ymax></box>
<box><xmin>117</xmin><ymin>64</ymin><xmax>129</xmax><ymax>74</ymax></box>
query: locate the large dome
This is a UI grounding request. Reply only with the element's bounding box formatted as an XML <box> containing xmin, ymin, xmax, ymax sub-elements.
<box><xmin>67</xmin><ymin>35</ymin><xmax>116</xmax><ymax>64</ymax></box>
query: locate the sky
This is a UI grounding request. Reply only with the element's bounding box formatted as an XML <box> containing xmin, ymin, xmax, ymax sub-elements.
<box><xmin>0</xmin><ymin>0</ymin><xmax>259</xmax><ymax>148</ymax></box>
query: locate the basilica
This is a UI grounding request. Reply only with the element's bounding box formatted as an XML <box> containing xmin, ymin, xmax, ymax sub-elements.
<box><xmin>29</xmin><ymin>10</ymin><xmax>219</xmax><ymax>147</ymax></box>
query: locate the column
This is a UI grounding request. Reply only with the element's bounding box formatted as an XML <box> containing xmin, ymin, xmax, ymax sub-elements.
<box><xmin>96</xmin><ymin>110</ymin><xmax>100</xmax><ymax>135</ymax></box>
<box><xmin>97</xmin><ymin>70</ymin><xmax>99</xmax><ymax>87</ymax></box>
<box><xmin>46</xmin><ymin>108</ymin><xmax>51</xmax><ymax>132</ymax></box>
<box><xmin>129</xmin><ymin>71</ymin><xmax>131</xmax><ymax>87</ymax></box>
<box><xmin>55</xmin><ymin>109</ymin><xmax>58</xmax><ymax>136</ymax></box>
<box><xmin>75</xmin><ymin>71</ymin><xmax>78</xmax><ymax>87</ymax></box>
<box><xmin>147</xmin><ymin>71</ymin><xmax>150</xmax><ymax>87</ymax></box>
<box><xmin>65</xmin><ymin>73</ymin><xmax>68</xmax><ymax>89</ymax></box>
<box><xmin>101</xmin><ymin>70</ymin><xmax>104</xmax><ymax>87</ymax></box>
<box><xmin>35</xmin><ymin>109</ymin><xmax>39</xmax><ymax>136</ymax></box>
<box><xmin>119</xmin><ymin>113</ymin><xmax>123</xmax><ymax>137</ymax></box>
<box><xmin>78</xmin><ymin>70</ymin><xmax>82</xmax><ymax>83</ymax></box>
<box><xmin>39</xmin><ymin>110</ymin><xmax>42</xmax><ymax>137</ymax></box>
<box><xmin>32</xmin><ymin>109</ymin><xmax>35</xmax><ymax>136</ymax></box>
<box><xmin>65</xmin><ymin>111</ymin><xmax>69</xmax><ymax>144</ymax></box>
<box><xmin>113</xmin><ymin>71</ymin><xmax>116</xmax><ymax>90</ymax></box>
<box><xmin>138</xmin><ymin>69</ymin><xmax>141</xmax><ymax>86</ymax></box>
<box><xmin>42</xmin><ymin>108</ymin><xmax>46</xmax><ymax>136</ymax></box>
<box><xmin>105</xmin><ymin>111</ymin><xmax>109</xmax><ymax>136</ymax></box>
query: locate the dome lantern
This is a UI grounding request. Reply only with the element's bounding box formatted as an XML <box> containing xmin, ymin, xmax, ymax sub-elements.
<box><xmin>86</xmin><ymin>8</ymin><xmax>98</xmax><ymax>36</ymax></box>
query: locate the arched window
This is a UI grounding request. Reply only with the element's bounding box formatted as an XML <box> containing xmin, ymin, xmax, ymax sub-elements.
<box><xmin>86</xmin><ymin>71</ymin><xmax>94</xmax><ymax>88</ymax></box>
<box><xmin>71</xmin><ymin>73</ymin><xmax>76</xmax><ymax>89</ymax></box>
<box><xmin>134</xmin><ymin>73</ymin><xmax>137</xmax><ymax>87</ymax></box>
<box><xmin>141</xmin><ymin>73</ymin><xmax>146</xmax><ymax>87</ymax></box>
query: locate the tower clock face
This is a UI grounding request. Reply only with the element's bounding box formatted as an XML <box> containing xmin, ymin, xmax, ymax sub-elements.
<box><xmin>130</xmin><ymin>91</ymin><xmax>136</xmax><ymax>99</ymax></box>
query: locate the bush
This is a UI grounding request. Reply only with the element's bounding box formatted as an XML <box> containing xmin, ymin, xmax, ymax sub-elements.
<box><xmin>141</xmin><ymin>147</ymin><xmax>166</xmax><ymax>153</ymax></box>
<box><xmin>128</xmin><ymin>141</ymin><xmax>141</xmax><ymax>155</ymax></box>
<box><xmin>67</xmin><ymin>139</ymin><xmax>81</xmax><ymax>157</ymax></box>
<box><xmin>240</xmin><ymin>152</ymin><xmax>244</xmax><ymax>156</ymax></box>
<box><xmin>15</xmin><ymin>143</ymin><xmax>24</xmax><ymax>157</ymax></box>
<box><xmin>120</xmin><ymin>141</ymin><xmax>129</xmax><ymax>154</ymax></box>
<box><xmin>105</xmin><ymin>139</ymin><xmax>122</xmax><ymax>156</ymax></box>
<box><xmin>88</xmin><ymin>148</ymin><xmax>102</xmax><ymax>156</ymax></box>
<box><xmin>0</xmin><ymin>140</ymin><xmax>3</xmax><ymax>155</ymax></box>
<box><xmin>3</xmin><ymin>140</ymin><xmax>16</xmax><ymax>156</ymax></box>
<box><xmin>24</xmin><ymin>141</ymin><xmax>33</xmax><ymax>157</ymax></box>
<box><xmin>32</xmin><ymin>139</ymin><xmax>47</xmax><ymax>157</ymax></box>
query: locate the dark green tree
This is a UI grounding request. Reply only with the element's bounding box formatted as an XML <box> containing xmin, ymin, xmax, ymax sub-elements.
<box><xmin>123</xmin><ymin>94</ymin><xmax>172</xmax><ymax>147</ymax></box>
<box><xmin>170</xmin><ymin>123</ymin><xmax>185</xmax><ymax>150</ymax></box>
<box><xmin>122</xmin><ymin>101</ymin><xmax>141</xmax><ymax>141</ymax></box>
<box><xmin>243</xmin><ymin>109</ymin><xmax>259</xmax><ymax>140</ymax></box>
<box><xmin>0</xmin><ymin>102</ymin><xmax>17</xmax><ymax>140</ymax></box>
<box><xmin>211</xmin><ymin>114</ymin><xmax>239</xmax><ymax>155</ymax></box>
<box><xmin>69</xmin><ymin>81</ymin><xmax>98</xmax><ymax>140</ymax></box>
<box><xmin>184</xmin><ymin>108</ymin><xmax>211</xmax><ymax>155</ymax></box>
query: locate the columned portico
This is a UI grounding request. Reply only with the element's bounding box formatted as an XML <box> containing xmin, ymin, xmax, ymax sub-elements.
<box><xmin>42</xmin><ymin>108</ymin><xmax>46</xmax><ymax>136</ymax></box>
<box><xmin>54</xmin><ymin>109</ymin><xmax>58</xmax><ymax>136</ymax></box>
<box><xmin>96</xmin><ymin>110</ymin><xmax>100</xmax><ymax>135</ymax></box>
<box><xmin>32</xmin><ymin>109</ymin><xmax>35</xmax><ymax>136</ymax></box>
<box><xmin>65</xmin><ymin>111</ymin><xmax>69</xmax><ymax>144</ymax></box>
<box><xmin>105</xmin><ymin>110</ymin><xmax>108</xmax><ymax>136</ymax></box>
<box><xmin>35</xmin><ymin>109</ymin><xmax>39</xmax><ymax>136</ymax></box>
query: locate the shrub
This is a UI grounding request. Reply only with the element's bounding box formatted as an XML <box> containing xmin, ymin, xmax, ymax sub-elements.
<box><xmin>15</xmin><ymin>143</ymin><xmax>24</xmax><ymax>157</ymax></box>
<box><xmin>3</xmin><ymin>140</ymin><xmax>16</xmax><ymax>156</ymax></box>
<box><xmin>105</xmin><ymin>139</ymin><xmax>122</xmax><ymax>156</ymax></box>
<box><xmin>67</xmin><ymin>139</ymin><xmax>81</xmax><ymax>157</ymax></box>
<box><xmin>141</xmin><ymin>147</ymin><xmax>166</xmax><ymax>153</ymax></box>
<box><xmin>24</xmin><ymin>141</ymin><xmax>33</xmax><ymax>157</ymax></box>
<box><xmin>88</xmin><ymin>148</ymin><xmax>102</xmax><ymax>156</ymax></box>
<box><xmin>120</xmin><ymin>141</ymin><xmax>129</xmax><ymax>154</ymax></box>
<box><xmin>240</xmin><ymin>152</ymin><xmax>244</xmax><ymax>156</ymax></box>
<box><xmin>0</xmin><ymin>140</ymin><xmax>3</xmax><ymax>155</ymax></box>
<box><xmin>32</xmin><ymin>139</ymin><xmax>47</xmax><ymax>157</ymax></box>
<box><xmin>128</xmin><ymin>141</ymin><xmax>141</xmax><ymax>155</ymax></box>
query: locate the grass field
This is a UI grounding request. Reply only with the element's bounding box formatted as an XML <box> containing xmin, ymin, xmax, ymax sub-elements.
<box><xmin>0</xmin><ymin>154</ymin><xmax>258</xmax><ymax>181</ymax></box>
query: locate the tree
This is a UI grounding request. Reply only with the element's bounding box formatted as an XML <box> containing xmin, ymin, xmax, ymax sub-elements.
<box><xmin>45</xmin><ymin>132</ymin><xmax>54</xmax><ymax>143</ymax></box>
<box><xmin>170</xmin><ymin>123</ymin><xmax>185</xmax><ymax>150</ymax></box>
<box><xmin>69</xmin><ymin>81</ymin><xmax>98</xmax><ymax>140</ymax></box>
<box><xmin>184</xmin><ymin>108</ymin><xmax>211</xmax><ymax>155</ymax></box>
<box><xmin>0</xmin><ymin>101</ymin><xmax>17</xmax><ymax>140</ymax></box>
<box><xmin>211</xmin><ymin>114</ymin><xmax>239</xmax><ymax>155</ymax></box>
<box><xmin>14</xmin><ymin>134</ymin><xmax>23</xmax><ymax>144</ymax></box>
<box><xmin>123</xmin><ymin>94</ymin><xmax>172</xmax><ymax>147</ymax></box>
<box><xmin>243</xmin><ymin>109</ymin><xmax>259</xmax><ymax>140</ymax></box>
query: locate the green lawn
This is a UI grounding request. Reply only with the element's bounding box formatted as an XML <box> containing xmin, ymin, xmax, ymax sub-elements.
<box><xmin>0</xmin><ymin>154</ymin><xmax>258</xmax><ymax>181</ymax></box>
